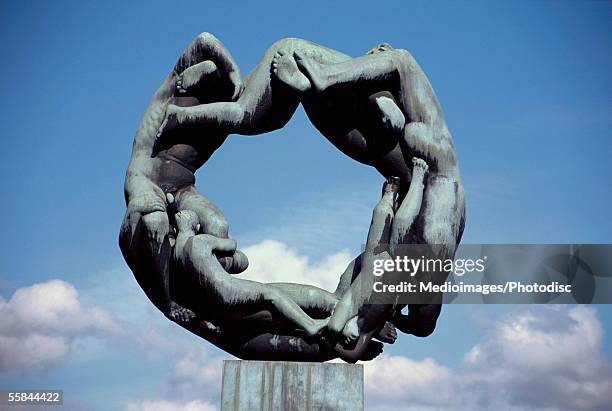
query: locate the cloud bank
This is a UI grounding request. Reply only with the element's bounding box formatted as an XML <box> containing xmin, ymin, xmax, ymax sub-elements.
<box><xmin>2</xmin><ymin>245</ymin><xmax>612</xmax><ymax>411</ymax></box>
<box><xmin>364</xmin><ymin>306</ymin><xmax>612</xmax><ymax>411</ymax></box>
<box><xmin>0</xmin><ymin>279</ymin><xmax>119</xmax><ymax>371</ymax></box>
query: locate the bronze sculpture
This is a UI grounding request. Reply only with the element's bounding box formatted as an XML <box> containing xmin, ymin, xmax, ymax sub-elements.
<box><xmin>120</xmin><ymin>33</ymin><xmax>465</xmax><ymax>362</ymax></box>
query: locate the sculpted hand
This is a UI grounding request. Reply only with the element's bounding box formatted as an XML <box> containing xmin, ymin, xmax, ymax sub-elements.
<box><xmin>228</xmin><ymin>70</ymin><xmax>243</xmax><ymax>101</ymax></box>
<box><xmin>155</xmin><ymin>104</ymin><xmax>183</xmax><ymax>143</ymax></box>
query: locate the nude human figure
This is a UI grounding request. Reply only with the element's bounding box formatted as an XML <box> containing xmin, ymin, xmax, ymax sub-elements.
<box><xmin>173</xmin><ymin>210</ymin><xmax>331</xmax><ymax>338</ymax></box>
<box><xmin>121</xmin><ymin>34</ymin><xmax>394</xmax><ymax>362</ymax></box>
<box><xmin>331</xmin><ymin>164</ymin><xmax>432</xmax><ymax>362</ymax></box>
<box><xmin>154</xmin><ymin>38</ymin><xmax>354</xmax><ymax>140</ymax></box>
<box><xmin>156</xmin><ymin>40</ymin><xmax>407</xmax><ymax>145</ymax></box>
<box><xmin>272</xmin><ymin>44</ymin><xmax>465</xmax><ymax>344</ymax></box>
<box><xmin>154</xmin><ymin>37</ymin><xmax>464</xmax><ymax>359</ymax></box>
<box><xmin>172</xmin><ymin>208</ymin><xmax>394</xmax><ymax>362</ymax></box>
<box><xmin>119</xmin><ymin>32</ymin><xmax>249</xmax><ymax>323</ymax></box>
<box><xmin>329</xmin><ymin>159</ymin><xmax>429</xmax><ymax>350</ymax></box>
<box><xmin>157</xmin><ymin>39</ymin><xmax>464</xmax><ymax>266</ymax></box>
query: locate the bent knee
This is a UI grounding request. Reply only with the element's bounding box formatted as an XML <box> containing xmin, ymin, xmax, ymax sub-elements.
<box><xmin>409</xmin><ymin>304</ymin><xmax>441</xmax><ymax>337</ymax></box>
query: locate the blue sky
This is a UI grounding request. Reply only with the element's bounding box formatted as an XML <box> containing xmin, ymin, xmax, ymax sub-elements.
<box><xmin>0</xmin><ymin>1</ymin><xmax>611</xmax><ymax>410</ymax></box>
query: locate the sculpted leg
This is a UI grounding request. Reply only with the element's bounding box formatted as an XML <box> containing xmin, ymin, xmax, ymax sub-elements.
<box><xmin>157</xmin><ymin>46</ymin><xmax>307</xmax><ymax>138</ymax></box>
<box><xmin>157</xmin><ymin>100</ymin><xmax>246</xmax><ymax>137</ymax></box>
<box><xmin>390</xmin><ymin>157</ymin><xmax>429</xmax><ymax>254</ymax></box>
<box><xmin>294</xmin><ymin>49</ymin><xmax>402</xmax><ymax>93</ymax></box>
<box><xmin>119</xmin><ymin>189</ymin><xmax>194</xmax><ymax>322</ymax></box>
<box><xmin>142</xmin><ymin>210</ymin><xmax>197</xmax><ymax>322</ymax></box>
<box><xmin>174</xmin><ymin>211</ymin><xmax>329</xmax><ymax>338</ymax></box>
<box><xmin>327</xmin><ymin>177</ymin><xmax>398</xmax><ymax>338</ymax></box>
<box><xmin>268</xmin><ymin>283</ymin><xmax>338</xmax><ymax>317</ymax></box>
<box><xmin>364</xmin><ymin>177</ymin><xmax>399</xmax><ymax>257</ymax></box>
<box><xmin>178</xmin><ymin>315</ymin><xmax>340</xmax><ymax>362</ymax></box>
<box><xmin>272</xmin><ymin>50</ymin><xmax>311</xmax><ymax>93</ymax></box>
<box><xmin>393</xmin><ymin>304</ymin><xmax>441</xmax><ymax>337</ymax></box>
<box><xmin>157</xmin><ymin>38</ymin><xmax>351</xmax><ymax>139</ymax></box>
<box><xmin>392</xmin><ymin>175</ymin><xmax>465</xmax><ymax>337</ymax></box>
<box><xmin>333</xmin><ymin>254</ymin><xmax>362</xmax><ymax>298</ymax></box>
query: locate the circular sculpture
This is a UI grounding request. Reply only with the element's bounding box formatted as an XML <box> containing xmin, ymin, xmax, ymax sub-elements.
<box><xmin>119</xmin><ymin>33</ymin><xmax>465</xmax><ymax>363</ymax></box>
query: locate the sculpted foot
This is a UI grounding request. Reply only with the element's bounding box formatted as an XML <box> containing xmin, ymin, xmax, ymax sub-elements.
<box><xmin>169</xmin><ymin>301</ymin><xmax>196</xmax><ymax>323</ymax></box>
<box><xmin>412</xmin><ymin>157</ymin><xmax>429</xmax><ymax>180</ymax></box>
<box><xmin>272</xmin><ymin>50</ymin><xmax>311</xmax><ymax>93</ymax></box>
<box><xmin>293</xmin><ymin>51</ymin><xmax>326</xmax><ymax>92</ymax></box>
<box><xmin>375</xmin><ymin>321</ymin><xmax>397</xmax><ymax>344</ymax></box>
<box><xmin>176</xmin><ymin>60</ymin><xmax>218</xmax><ymax>95</ymax></box>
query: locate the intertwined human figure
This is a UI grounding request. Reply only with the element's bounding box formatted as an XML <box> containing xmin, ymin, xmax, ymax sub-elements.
<box><xmin>122</xmin><ymin>33</ymin><xmax>465</xmax><ymax>362</ymax></box>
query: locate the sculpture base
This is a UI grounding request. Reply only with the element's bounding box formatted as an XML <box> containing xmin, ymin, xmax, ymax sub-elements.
<box><xmin>220</xmin><ymin>360</ymin><xmax>364</xmax><ymax>411</ymax></box>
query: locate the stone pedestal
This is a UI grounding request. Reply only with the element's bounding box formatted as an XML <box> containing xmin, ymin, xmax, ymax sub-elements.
<box><xmin>220</xmin><ymin>360</ymin><xmax>364</xmax><ymax>411</ymax></box>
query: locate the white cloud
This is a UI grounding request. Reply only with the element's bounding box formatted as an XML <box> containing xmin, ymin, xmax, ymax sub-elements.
<box><xmin>461</xmin><ymin>306</ymin><xmax>612</xmax><ymax>411</ymax></box>
<box><xmin>363</xmin><ymin>306</ymin><xmax>612</xmax><ymax>411</ymax></box>
<box><xmin>365</xmin><ymin>354</ymin><xmax>456</xmax><ymax>409</ymax></box>
<box><xmin>240</xmin><ymin>239</ymin><xmax>352</xmax><ymax>291</ymax></box>
<box><xmin>125</xmin><ymin>400</ymin><xmax>216</xmax><ymax>411</ymax></box>
<box><xmin>166</xmin><ymin>349</ymin><xmax>225</xmax><ymax>403</ymax></box>
<box><xmin>77</xmin><ymin>267</ymin><xmax>205</xmax><ymax>360</ymax></box>
<box><xmin>0</xmin><ymin>279</ymin><xmax>120</xmax><ymax>372</ymax></box>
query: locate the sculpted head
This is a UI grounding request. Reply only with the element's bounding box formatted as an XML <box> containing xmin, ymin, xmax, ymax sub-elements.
<box><xmin>367</xmin><ymin>42</ymin><xmax>394</xmax><ymax>55</ymax></box>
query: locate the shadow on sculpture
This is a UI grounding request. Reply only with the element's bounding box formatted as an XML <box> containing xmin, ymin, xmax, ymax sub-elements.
<box><xmin>120</xmin><ymin>33</ymin><xmax>465</xmax><ymax>362</ymax></box>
